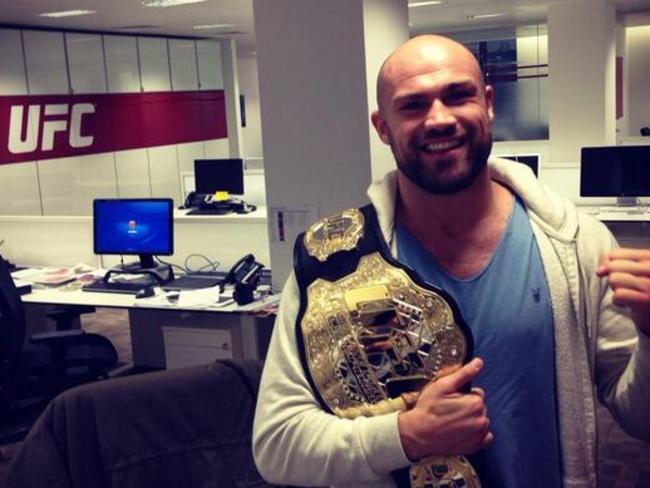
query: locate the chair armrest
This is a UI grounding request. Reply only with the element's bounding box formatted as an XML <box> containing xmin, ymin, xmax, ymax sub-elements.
<box><xmin>30</xmin><ymin>329</ymin><xmax>84</xmax><ymax>344</ymax></box>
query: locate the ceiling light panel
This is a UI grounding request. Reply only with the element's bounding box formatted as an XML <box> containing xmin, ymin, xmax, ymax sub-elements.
<box><xmin>142</xmin><ymin>0</ymin><xmax>207</xmax><ymax>7</ymax></box>
<box><xmin>193</xmin><ymin>24</ymin><xmax>237</xmax><ymax>30</ymax></box>
<box><xmin>408</xmin><ymin>1</ymin><xmax>442</xmax><ymax>8</ymax></box>
<box><xmin>467</xmin><ymin>13</ymin><xmax>507</xmax><ymax>19</ymax></box>
<box><xmin>39</xmin><ymin>9</ymin><xmax>97</xmax><ymax>18</ymax></box>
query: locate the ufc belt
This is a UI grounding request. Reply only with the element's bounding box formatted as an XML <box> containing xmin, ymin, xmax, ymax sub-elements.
<box><xmin>293</xmin><ymin>205</ymin><xmax>481</xmax><ymax>488</ymax></box>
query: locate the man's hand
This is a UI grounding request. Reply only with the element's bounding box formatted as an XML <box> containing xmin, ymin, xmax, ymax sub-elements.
<box><xmin>397</xmin><ymin>357</ymin><xmax>493</xmax><ymax>461</ymax></box>
<box><xmin>597</xmin><ymin>248</ymin><xmax>650</xmax><ymax>336</ymax></box>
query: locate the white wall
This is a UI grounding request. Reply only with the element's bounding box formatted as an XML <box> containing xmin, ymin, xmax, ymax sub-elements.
<box><xmin>0</xmin><ymin>28</ymin><xmax>230</xmax><ymax>216</ymax></box>
<box><xmin>0</xmin><ymin>213</ymin><xmax>270</xmax><ymax>270</ymax></box>
<box><xmin>362</xmin><ymin>0</ymin><xmax>409</xmax><ymax>181</ymax></box>
<box><xmin>548</xmin><ymin>0</ymin><xmax>617</xmax><ymax>163</ymax></box>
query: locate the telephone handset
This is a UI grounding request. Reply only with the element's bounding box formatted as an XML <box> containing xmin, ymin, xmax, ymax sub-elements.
<box><xmin>221</xmin><ymin>254</ymin><xmax>265</xmax><ymax>305</ymax></box>
<box><xmin>183</xmin><ymin>191</ymin><xmax>205</xmax><ymax>209</ymax></box>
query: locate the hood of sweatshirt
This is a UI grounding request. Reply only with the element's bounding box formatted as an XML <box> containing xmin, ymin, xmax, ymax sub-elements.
<box><xmin>366</xmin><ymin>157</ymin><xmax>579</xmax><ymax>246</ymax></box>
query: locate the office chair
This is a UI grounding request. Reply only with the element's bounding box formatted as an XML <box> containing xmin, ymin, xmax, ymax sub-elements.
<box><xmin>0</xmin><ymin>255</ymin><xmax>119</xmax><ymax>452</ymax></box>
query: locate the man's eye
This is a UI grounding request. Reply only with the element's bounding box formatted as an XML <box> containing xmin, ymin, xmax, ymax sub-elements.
<box><xmin>446</xmin><ymin>91</ymin><xmax>473</xmax><ymax>104</ymax></box>
<box><xmin>400</xmin><ymin>101</ymin><xmax>426</xmax><ymax>112</ymax></box>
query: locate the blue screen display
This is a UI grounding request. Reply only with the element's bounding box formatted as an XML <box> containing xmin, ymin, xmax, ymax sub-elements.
<box><xmin>93</xmin><ymin>199</ymin><xmax>173</xmax><ymax>256</ymax></box>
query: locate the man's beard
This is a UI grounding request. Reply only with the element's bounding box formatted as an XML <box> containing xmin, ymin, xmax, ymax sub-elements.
<box><xmin>389</xmin><ymin>130</ymin><xmax>492</xmax><ymax>195</ymax></box>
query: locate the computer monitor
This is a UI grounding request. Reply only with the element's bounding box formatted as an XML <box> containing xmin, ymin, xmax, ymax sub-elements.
<box><xmin>93</xmin><ymin>198</ymin><xmax>174</xmax><ymax>269</ymax></box>
<box><xmin>194</xmin><ymin>158</ymin><xmax>244</xmax><ymax>196</ymax></box>
<box><xmin>580</xmin><ymin>146</ymin><xmax>650</xmax><ymax>203</ymax></box>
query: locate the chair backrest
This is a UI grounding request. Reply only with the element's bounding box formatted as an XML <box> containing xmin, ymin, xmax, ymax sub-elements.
<box><xmin>0</xmin><ymin>255</ymin><xmax>26</xmax><ymax>362</ymax></box>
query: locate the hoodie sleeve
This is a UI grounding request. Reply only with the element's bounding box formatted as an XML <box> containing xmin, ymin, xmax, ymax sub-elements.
<box><xmin>580</xmin><ymin>215</ymin><xmax>650</xmax><ymax>441</ymax></box>
<box><xmin>252</xmin><ymin>273</ymin><xmax>411</xmax><ymax>487</ymax></box>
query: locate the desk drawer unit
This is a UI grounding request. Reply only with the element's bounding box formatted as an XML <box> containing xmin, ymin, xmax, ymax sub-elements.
<box><xmin>162</xmin><ymin>326</ymin><xmax>233</xmax><ymax>369</ymax></box>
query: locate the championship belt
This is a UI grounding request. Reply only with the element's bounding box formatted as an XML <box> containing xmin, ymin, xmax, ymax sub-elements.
<box><xmin>293</xmin><ymin>205</ymin><xmax>481</xmax><ymax>488</ymax></box>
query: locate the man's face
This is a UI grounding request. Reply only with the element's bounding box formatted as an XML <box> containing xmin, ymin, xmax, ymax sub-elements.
<box><xmin>372</xmin><ymin>41</ymin><xmax>494</xmax><ymax>194</ymax></box>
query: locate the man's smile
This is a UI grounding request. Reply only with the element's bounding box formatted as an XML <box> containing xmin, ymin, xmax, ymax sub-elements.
<box><xmin>419</xmin><ymin>137</ymin><xmax>464</xmax><ymax>154</ymax></box>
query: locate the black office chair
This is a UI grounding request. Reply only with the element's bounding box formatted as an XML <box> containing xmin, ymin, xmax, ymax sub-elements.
<box><xmin>0</xmin><ymin>255</ymin><xmax>119</xmax><ymax>450</ymax></box>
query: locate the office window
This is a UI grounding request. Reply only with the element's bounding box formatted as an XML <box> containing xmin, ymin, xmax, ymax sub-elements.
<box><xmin>445</xmin><ymin>25</ymin><xmax>549</xmax><ymax>142</ymax></box>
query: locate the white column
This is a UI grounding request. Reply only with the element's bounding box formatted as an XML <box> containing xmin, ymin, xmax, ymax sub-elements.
<box><xmin>624</xmin><ymin>25</ymin><xmax>650</xmax><ymax>138</ymax></box>
<box><xmin>616</xmin><ymin>25</ymin><xmax>628</xmax><ymax>139</ymax></box>
<box><xmin>363</xmin><ymin>0</ymin><xmax>409</xmax><ymax>180</ymax></box>
<box><xmin>221</xmin><ymin>39</ymin><xmax>243</xmax><ymax>157</ymax></box>
<box><xmin>547</xmin><ymin>0</ymin><xmax>617</xmax><ymax>164</ymax></box>
<box><xmin>253</xmin><ymin>0</ymin><xmax>407</xmax><ymax>288</ymax></box>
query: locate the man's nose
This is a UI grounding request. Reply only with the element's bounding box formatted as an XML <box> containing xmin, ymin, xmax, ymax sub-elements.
<box><xmin>423</xmin><ymin>100</ymin><xmax>456</xmax><ymax>130</ymax></box>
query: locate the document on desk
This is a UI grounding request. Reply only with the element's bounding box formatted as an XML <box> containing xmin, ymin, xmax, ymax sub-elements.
<box><xmin>177</xmin><ymin>286</ymin><xmax>223</xmax><ymax>308</ymax></box>
<box><xmin>11</xmin><ymin>267</ymin><xmax>78</xmax><ymax>286</ymax></box>
<box><xmin>133</xmin><ymin>286</ymin><xmax>225</xmax><ymax>309</ymax></box>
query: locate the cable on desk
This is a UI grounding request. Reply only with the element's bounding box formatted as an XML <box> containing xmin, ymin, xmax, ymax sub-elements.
<box><xmin>155</xmin><ymin>254</ymin><xmax>222</xmax><ymax>276</ymax></box>
<box><xmin>183</xmin><ymin>254</ymin><xmax>221</xmax><ymax>274</ymax></box>
<box><xmin>155</xmin><ymin>256</ymin><xmax>186</xmax><ymax>275</ymax></box>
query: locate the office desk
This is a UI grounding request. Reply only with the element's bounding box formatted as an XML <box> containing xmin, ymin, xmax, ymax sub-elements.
<box><xmin>22</xmin><ymin>287</ymin><xmax>277</xmax><ymax>369</ymax></box>
<box><xmin>576</xmin><ymin>206</ymin><xmax>650</xmax><ymax>248</ymax></box>
<box><xmin>577</xmin><ymin>206</ymin><xmax>650</xmax><ymax>222</ymax></box>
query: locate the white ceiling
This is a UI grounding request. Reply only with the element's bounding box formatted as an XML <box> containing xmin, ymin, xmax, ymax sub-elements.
<box><xmin>1</xmin><ymin>0</ymin><xmax>650</xmax><ymax>57</ymax></box>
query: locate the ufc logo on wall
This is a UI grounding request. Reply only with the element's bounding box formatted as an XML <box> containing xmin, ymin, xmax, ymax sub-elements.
<box><xmin>0</xmin><ymin>91</ymin><xmax>228</xmax><ymax>165</ymax></box>
<box><xmin>9</xmin><ymin>103</ymin><xmax>95</xmax><ymax>154</ymax></box>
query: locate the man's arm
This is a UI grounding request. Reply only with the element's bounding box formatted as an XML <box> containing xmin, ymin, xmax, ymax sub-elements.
<box><xmin>594</xmin><ymin>247</ymin><xmax>650</xmax><ymax>441</ymax></box>
<box><xmin>597</xmin><ymin>249</ymin><xmax>650</xmax><ymax>337</ymax></box>
<box><xmin>580</xmin><ymin>215</ymin><xmax>650</xmax><ymax>441</ymax></box>
<box><xmin>252</xmin><ymin>273</ymin><xmax>410</xmax><ymax>486</ymax></box>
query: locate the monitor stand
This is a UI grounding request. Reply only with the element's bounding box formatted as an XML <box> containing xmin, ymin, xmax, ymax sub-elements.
<box><xmin>103</xmin><ymin>259</ymin><xmax>174</xmax><ymax>286</ymax></box>
<box><xmin>614</xmin><ymin>196</ymin><xmax>645</xmax><ymax>214</ymax></box>
<box><xmin>616</xmin><ymin>196</ymin><xmax>639</xmax><ymax>207</ymax></box>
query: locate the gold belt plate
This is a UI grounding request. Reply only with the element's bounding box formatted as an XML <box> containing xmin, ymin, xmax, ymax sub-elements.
<box><xmin>302</xmin><ymin>252</ymin><xmax>467</xmax><ymax>413</ymax></box>
<box><xmin>300</xmin><ymin>252</ymin><xmax>480</xmax><ymax>487</ymax></box>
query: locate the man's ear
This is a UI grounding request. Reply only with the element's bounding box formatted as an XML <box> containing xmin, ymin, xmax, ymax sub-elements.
<box><xmin>484</xmin><ymin>85</ymin><xmax>495</xmax><ymax>123</ymax></box>
<box><xmin>371</xmin><ymin>111</ymin><xmax>391</xmax><ymax>145</ymax></box>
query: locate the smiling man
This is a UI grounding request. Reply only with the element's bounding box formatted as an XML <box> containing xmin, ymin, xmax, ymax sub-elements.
<box><xmin>373</xmin><ymin>36</ymin><xmax>494</xmax><ymax>196</ymax></box>
<box><xmin>253</xmin><ymin>35</ymin><xmax>650</xmax><ymax>488</ymax></box>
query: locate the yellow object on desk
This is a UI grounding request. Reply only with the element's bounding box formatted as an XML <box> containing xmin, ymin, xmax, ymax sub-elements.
<box><xmin>213</xmin><ymin>191</ymin><xmax>230</xmax><ymax>202</ymax></box>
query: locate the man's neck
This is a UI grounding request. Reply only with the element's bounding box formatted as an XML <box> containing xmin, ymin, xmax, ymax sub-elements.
<box><xmin>395</xmin><ymin>168</ymin><xmax>514</xmax><ymax>278</ymax></box>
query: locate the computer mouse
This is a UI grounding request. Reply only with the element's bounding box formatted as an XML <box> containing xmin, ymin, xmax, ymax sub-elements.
<box><xmin>135</xmin><ymin>286</ymin><xmax>156</xmax><ymax>299</ymax></box>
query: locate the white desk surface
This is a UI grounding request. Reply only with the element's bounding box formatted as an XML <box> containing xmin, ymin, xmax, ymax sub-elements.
<box><xmin>21</xmin><ymin>284</ymin><xmax>279</xmax><ymax>314</ymax></box>
<box><xmin>576</xmin><ymin>206</ymin><xmax>650</xmax><ymax>222</ymax></box>
<box><xmin>174</xmin><ymin>206</ymin><xmax>267</xmax><ymax>222</ymax></box>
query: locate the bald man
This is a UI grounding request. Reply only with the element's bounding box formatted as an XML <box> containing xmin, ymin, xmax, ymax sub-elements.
<box><xmin>253</xmin><ymin>35</ymin><xmax>650</xmax><ymax>488</ymax></box>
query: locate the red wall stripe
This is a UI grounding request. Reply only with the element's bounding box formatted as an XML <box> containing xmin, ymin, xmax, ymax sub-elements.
<box><xmin>0</xmin><ymin>90</ymin><xmax>227</xmax><ymax>165</ymax></box>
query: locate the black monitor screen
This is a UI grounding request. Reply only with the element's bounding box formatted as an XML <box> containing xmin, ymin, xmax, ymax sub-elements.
<box><xmin>194</xmin><ymin>159</ymin><xmax>244</xmax><ymax>195</ymax></box>
<box><xmin>580</xmin><ymin>146</ymin><xmax>650</xmax><ymax>197</ymax></box>
<box><xmin>93</xmin><ymin>199</ymin><xmax>174</xmax><ymax>262</ymax></box>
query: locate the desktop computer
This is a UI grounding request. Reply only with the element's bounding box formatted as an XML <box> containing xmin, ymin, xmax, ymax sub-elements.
<box><xmin>83</xmin><ymin>198</ymin><xmax>174</xmax><ymax>294</ymax></box>
<box><xmin>184</xmin><ymin>159</ymin><xmax>256</xmax><ymax>215</ymax></box>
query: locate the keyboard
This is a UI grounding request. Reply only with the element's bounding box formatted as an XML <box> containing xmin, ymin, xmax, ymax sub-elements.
<box><xmin>191</xmin><ymin>270</ymin><xmax>228</xmax><ymax>278</ymax></box>
<box><xmin>186</xmin><ymin>207</ymin><xmax>232</xmax><ymax>215</ymax></box>
<box><xmin>162</xmin><ymin>275</ymin><xmax>223</xmax><ymax>291</ymax></box>
<box><xmin>598</xmin><ymin>206</ymin><xmax>638</xmax><ymax>213</ymax></box>
<box><xmin>82</xmin><ymin>279</ymin><xmax>149</xmax><ymax>294</ymax></box>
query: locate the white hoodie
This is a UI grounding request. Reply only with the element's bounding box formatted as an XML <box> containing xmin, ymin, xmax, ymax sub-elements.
<box><xmin>253</xmin><ymin>158</ymin><xmax>650</xmax><ymax>488</ymax></box>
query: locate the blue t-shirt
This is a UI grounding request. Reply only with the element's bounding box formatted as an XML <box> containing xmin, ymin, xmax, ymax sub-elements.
<box><xmin>396</xmin><ymin>198</ymin><xmax>562</xmax><ymax>488</ymax></box>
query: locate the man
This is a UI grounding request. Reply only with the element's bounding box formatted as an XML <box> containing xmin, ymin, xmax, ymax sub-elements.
<box><xmin>253</xmin><ymin>35</ymin><xmax>650</xmax><ymax>487</ymax></box>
